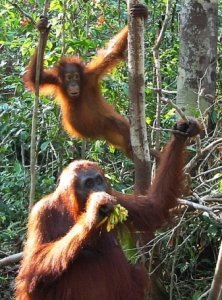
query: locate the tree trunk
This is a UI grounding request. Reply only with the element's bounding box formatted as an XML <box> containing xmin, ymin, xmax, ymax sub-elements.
<box><xmin>176</xmin><ymin>0</ymin><xmax>217</xmax><ymax>129</ymax></box>
<box><xmin>127</xmin><ymin>0</ymin><xmax>151</xmax><ymax>194</ymax></box>
<box><xmin>29</xmin><ymin>0</ymin><xmax>51</xmax><ymax>210</ymax></box>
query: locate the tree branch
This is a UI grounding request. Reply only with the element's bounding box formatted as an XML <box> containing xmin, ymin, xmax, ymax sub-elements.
<box><xmin>152</xmin><ymin>0</ymin><xmax>173</xmax><ymax>151</ymax></box>
<box><xmin>185</xmin><ymin>138</ymin><xmax>222</xmax><ymax>173</ymax></box>
<box><xmin>0</xmin><ymin>252</ymin><xmax>23</xmax><ymax>267</ymax></box>
<box><xmin>178</xmin><ymin>199</ymin><xmax>222</xmax><ymax>223</ymax></box>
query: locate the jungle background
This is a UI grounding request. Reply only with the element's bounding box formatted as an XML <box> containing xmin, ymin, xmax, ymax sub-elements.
<box><xmin>0</xmin><ymin>0</ymin><xmax>221</xmax><ymax>299</ymax></box>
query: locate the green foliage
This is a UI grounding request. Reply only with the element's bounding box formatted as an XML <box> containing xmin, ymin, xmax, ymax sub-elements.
<box><xmin>219</xmin><ymin>179</ymin><xmax>222</xmax><ymax>192</ymax></box>
<box><xmin>0</xmin><ymin>0</ymin><xmax>221</xmax><ymax>299</ymax></box>
<box><xmin>118</xmin><ymin>228</ymin><xmax>138</xmax><ymax>263</ymax></box>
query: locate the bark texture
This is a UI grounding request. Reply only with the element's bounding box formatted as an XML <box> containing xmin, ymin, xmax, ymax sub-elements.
<box><xmin>176</xmin><ymin>0</ymin><xmax>217</xmax><ymax>116</ymax></box>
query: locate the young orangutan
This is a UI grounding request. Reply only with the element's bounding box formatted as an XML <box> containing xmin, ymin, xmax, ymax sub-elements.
<box><xmin>23</xmin><ymin>5</ymin><xmax>149</xmax><ymax>158</ymax></box>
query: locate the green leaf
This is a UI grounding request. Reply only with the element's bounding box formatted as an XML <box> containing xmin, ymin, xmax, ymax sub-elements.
<box><xmin>40</xmin><ymin>141</ymin><xmax>50</xmax><ymax>152</ymax></box>
<box><xmin>14</xmin><ymin>162</ymin><xmax>22</xmax><ymax>173</ymax></box>
<box><xmin>219</xmin><ymin>179</ymin><xmax>222</xmax><ymax>192</ymax></box>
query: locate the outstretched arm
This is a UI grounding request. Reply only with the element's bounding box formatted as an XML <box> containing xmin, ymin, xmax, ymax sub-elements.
<box><xmin>17</xmin><ymin>192</ymin><xmax>114</xmax><ymax>292</ymax></box>
<box><xmin>86</xmin><ymin>4</ymin><xmax>148</xmax><ymax>78</ymax></box>
<box><xmin>114</xmin><ymin>118</ymin><xmax>201</xmax><ymax>231</ymax></box>
<box><xmin>85</xmin><ymin>26</ymin><xmax>128</xmax><ymax>78</ymax></box>
<box><xmin>23</xmin><ymin>16</ymin><xmax>58</xmax><ymax>95</ymax></box>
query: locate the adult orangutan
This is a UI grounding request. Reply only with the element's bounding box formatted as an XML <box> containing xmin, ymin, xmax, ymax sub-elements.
<box><xmin>15</xmin><ymin>118</ymin><xmax>201</xmax><ymax>300</ymax></box>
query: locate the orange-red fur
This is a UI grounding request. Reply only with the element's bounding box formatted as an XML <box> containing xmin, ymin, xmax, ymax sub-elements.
<box><xmin>15</xmin><ymin>119</ymin><xmax>201</xmax><ymax>300</ymax></box>
<box><xmin>23</xmin><ymin>26</ymin><xmax>132</xmax><ymax>157</ymax></box>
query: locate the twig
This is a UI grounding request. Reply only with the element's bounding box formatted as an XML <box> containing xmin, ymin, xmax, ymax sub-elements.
<box><xmin>8</xmin><ymin>1</ymin><xmax>35</xmax><ymax>25</ymax></box>
<box><xmin>212</xmin><ymin>116</ymin><xmax>222</xmax><ymax>140</ymax></box>
<box><xmin>196</xmin><ymin>135</ymin><xmax>202</xmax><ymax>156</ymax></box>
<box><xmin>201</xmin><ymin>138</ymin><xmax>222</xmax><ymax>153</ymax></box>
<box><xmin>178</xmin><ymin>199</ymin><xmax>222</xmax><ymax>223</ymax></box>
<box><xmin>191</xmin><ymin>192</ymin><xmax>222</xmax><ymax>204</ymax></box>
<box><xmin>153</xmin><ymin>88</ymin><xmax>177</xmax><ymax>95</ymax></box>
<box><xmin>204</xmin><ymin>198</ymin><xmax>222</xmax><ymax>202</ymax></box>
<box><xmin>198</xmin><ymin>289</ymin><xmax>210</xmax><ymax>300</ymax></box>
<box><xmin>197</xmin><ymin>145</ymin><xmax>218</xmax><ymax>183</ymax></box>
<box><xmin>149</xmin><ymin>226</ymin><xmax>199</xmax><ymax>275</ymax></box>
<box><xmin>161</xmin><ymin>96</ymin><xmax>188</xmax><ymax>121</ymax></box>
<box><xmin>185</xmin><ymin>138</ymin><xmax>222</xmax><ymax>173</ymax></box>
<box><xmin>193</xmin><ymin>166</ymin><xmax>222</xmax><ymax>179</ymax></box>
<box><xmin>194</xmin><ymin>175</ymin><xmax>222</xmax><ymax>193</ymax></box>
<box><xmin>202</xmin><ymin>193</ymin><xmax>222</xmax><ymax>202</ymax></box>
<box><xmin>149</xmin><ymin>126</ymin><xmax>189</xmax><ymax>136</ymax></box>
<box><xmin>61</xmin><ymin>0</ymin><xmax>67</xmax><ymax>56</ymax></box>
<box><xmin>169</xmin><ymin>234</ymin><xmax>179</xmax><ymax>300</ymax></box>
<box><xmin>153</xmin><ymin>0</ymin><xmax>172</xmax><ymax>51</ymax></box>
<box><xmin>208</xmin><ymin>241</ymin><xmax>222</xmax><ymax>300</ymax></box>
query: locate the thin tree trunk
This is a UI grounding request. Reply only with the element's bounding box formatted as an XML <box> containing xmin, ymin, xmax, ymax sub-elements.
<box><xmin>127</xmin><ymin>0</ymin><xmax>151</xmax><ymax>194</ymax></box>
<box><xmin>29</xmin><ymin>0</ymin><xmax>50</xmax><ymax>210</ymax></box>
